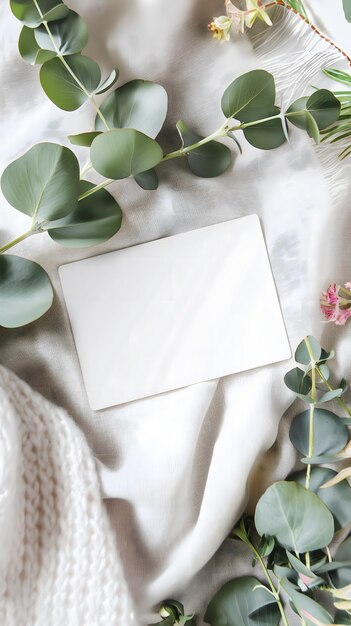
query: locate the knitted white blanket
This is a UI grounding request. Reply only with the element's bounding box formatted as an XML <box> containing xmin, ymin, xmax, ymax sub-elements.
<box><xmin>0</xmin><ymin>365</ymin><xmax>135</xmax><ymax>626</ymax></box>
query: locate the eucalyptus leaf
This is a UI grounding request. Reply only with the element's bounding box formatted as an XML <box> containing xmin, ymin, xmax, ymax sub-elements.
<box><xmin>242</xmin><ymin>107</ymin><xmax>287</xmax><ymax>150</ymax></box>
<box><xmin>280</xmin><ymin>578</ymin><xmax>333</xmax><ymax>626</ymax></box>
<box><xmin>258</xmin><ymin>535</ymin><xmax>275</xmax><ymax>558</ymax></box>
<box><xmin>290</xmin><ymin>408</ymin><xmax>348</xmax><ymax>456</ymax></box>
<box><xmin>176</xmin><ymin>120</ymin><xmax>231</xmax><ymax>177</ymax></box>
<box><xmin>0</xmin><ymin>255</ymin><xmax>53</xmax><ymax>328</ymax></box>
<box><xmin>35</xmin><ymin>10</ymin><xmax>88</xmax><ymax>55</ymax></box>
<box><xmin>292</xmin><ymin>467</ymin><xmax>351</xmax><ymax>531</ymax></box>
<box><xmin>134</xmin><ymin>169</ymin><xmax>159</xmax><ymax>190</ymax></box>
<box><xmin>90</xmin><ymin>129</ymin><xmax>163</xmax><ymax>179</ymax></box>
<box><xmin>40</xmin><ymin>54</ymin><xmax>101</xmax><ymax>111</ymax></box>
<box><xmin>317</xmin><ymin>363</ymin><xmax>330</xmax><ymax>380</ymax></box>
<box><xmin>204</xmin><ymin>576</ymin><xmax>280</xmax><ymax>626</ymax></box>
<box><xmin>295</xmin><ymin>336</ymin><xmax>321</xmax><ymax>365</ymax></box>
<box><xmin>68</xmin><ymin>131</ymin><xmax>102</xmax><ymax>147</ymax></box>
<box><xmin>284</xmin><ymin>367</ymin><xmax>311</xmax><ymax>395</ymax></box>
<box><xmin>1</xmin><ymin>142</ymin><xmax>80</xmax><ymax>221</ymax></box>
<box><xmin>18</xmin><ymin>26</ymin><xmax>56</xmax><ymax>64</ymax></box>
<box><xmin>306</xmin><ymin>111</ymin><xmax>320</xmax><ymax>144</ymax></box>
<box><xmin>95</xmin><ymin>69</ymin><xmax>119</xmax><ymax>95</ymax></box>
<box><xmin>318</xmin><ymin>388</ymin><xmax>345</xmax><ymax>403</ymax></box>
<box><xmin>228</xmin><ymin>132</ymin><xmax>243</xmax><ymax>154</ymax></box>
<box><xmin>343</xmin><ymin>0</ymin><xmax>351</xmax><ymax>22</ymax></box>
<box><xmin>10</xmin><ymin>0</ymin><xmax>69</xmax><ymax>27</ymax></box>
<box><xmin>286</xmin><ymin>90</ymin><xmax>340</xmax><ymax>138</ymax></box>
<box><xmin>286</xmin><ymin>553</ymin><xmax>324</xmax><ymax>589</ymax></box>
<box><xmin>319</xmin><ymin>348</ymin><xmax>335</xmax><ymax>364</ymax></box>
<box><xmin>47</xmin><ymin>180</ymin><xmax>122</xmax><ymax>247</ymax></box>
<box><xmin>273</xmin><ymin>565</ymin><xmax>298</xmax><ymax>584</ymax></box>
<box><xmin>255</xmin><ymin>481</ymin><xmax>334</xmax><ymax>553</ymax></box>
<box><xmin>221</xmin><ymin>70</ymin><xmax>276</xmax><ymax>121</ymax></box>
<box><xmin>331</xmin><ymin>537</ymin><xmax>351</xmax><ymax>588</ymax></box>
<box><xmin>306</xmin><ymin>90</ymin><xmax>341</xmax><ymax>129</ymax></box>
<box><xmin>95</xmin><ymin>79</ymin><xmax>168</xmax><ymax>138</ymax></box>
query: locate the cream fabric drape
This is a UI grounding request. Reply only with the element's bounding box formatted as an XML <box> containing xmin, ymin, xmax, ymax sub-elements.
<box><xmin>0</xmin><ymin>1</ymin><xmax>350</xmax><ymax>624</ymax></box>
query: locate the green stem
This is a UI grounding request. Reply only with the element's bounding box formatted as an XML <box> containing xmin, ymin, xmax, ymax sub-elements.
<box><xmin>78</xmin><ymin>178</ymin><xmax>114</xmax><ymax>200</ymax></box>
<box><xmin>230</xmin><ymin>113</ymin><xmax>282</xmax><ymax>131</ymax></box>
<box><xmin>304</xmin><ymin>336</ymin><xmax>317</xmax><ymax>571</ymax></box>
<box><xmin>0</xmin><ymin>226</ymin><xmax>36</xmax><ymax>253</ymax></box>
<box><xmin>32</xmin><ymin>0</ymin><xmax>110</xmax><ymax>131</ymax></box>
<box><xmin>162</xmin><ymin>113</ymin><xmax>282</xmax><ymax>163</ymax></box>
<box><xmin>246</xmin><ymin>538</ymin><xmax>290</xmax><ymax>626</ymax></box>
<box><xmin>316</xmin><ymin>364</ymin><xmax>351</xmax><ymax>418</ymax></box>
<box><xmin>162</xmin><ymin>125</ymin><xmax>229</xmax><ymax>162</ymax></box>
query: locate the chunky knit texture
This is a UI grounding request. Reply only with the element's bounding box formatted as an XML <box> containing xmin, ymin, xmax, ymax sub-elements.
<box><xmin>0</xmin><ymin>365</ymin><xmax>135</xmax><ymax>626</ymax></box>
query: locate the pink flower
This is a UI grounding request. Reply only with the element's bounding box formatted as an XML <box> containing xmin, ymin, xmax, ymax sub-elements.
<box><xmin>321</xmin><ymin>304</ymin><xmax>337</xmax><ymax>322</ymax></box>
<box><xmin>335</xmin><ymin>309</ymin><xmax>351</xmax><ymax>325</ymax></box>
<box><xmin>324</xmin><ymin>283</ymin><xmax>340</xmax><ymax>305</ymax></box>
<box><xmin>320</xmin><ymin>282</ymin><xmax>351</xmax><ymax>325</ymax></box>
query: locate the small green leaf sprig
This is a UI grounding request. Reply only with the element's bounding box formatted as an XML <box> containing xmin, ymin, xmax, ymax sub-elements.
<box><xmin>155</xmin><ymin>337</ymin><xmax>351</xmax><ymax>626</ymax></box>
<box><xmin>0</xmin><ymin>0</ymin><xmax>342</xmax><ymax>328</ymax></box>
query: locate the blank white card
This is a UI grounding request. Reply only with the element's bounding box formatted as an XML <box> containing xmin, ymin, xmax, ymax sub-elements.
<box><xmin>59</xmin><ymin>215</ymin><xmax>291</xmax><ymax>410</ymax></box>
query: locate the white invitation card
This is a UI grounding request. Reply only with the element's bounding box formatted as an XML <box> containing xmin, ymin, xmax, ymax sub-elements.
<box><xmin>59</xmin><ymin>215</ymin><xmax>291</xmax><ymax>410</ymax></box>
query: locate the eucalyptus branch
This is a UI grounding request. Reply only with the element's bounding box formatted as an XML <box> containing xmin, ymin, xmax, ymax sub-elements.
<box><xmin>32</xmin><ymin>0</ymin><xmax>110</xmax><ymax>130</ymax></box>
<box><xmin>303</xmin><ymin>336</ymin><xmax>317</xmax><ymax>571</ymax></box>
<box><xmin>231</xmin><ymin>523</ymin><xmax>290</xmax><ymax>626</ymax></box>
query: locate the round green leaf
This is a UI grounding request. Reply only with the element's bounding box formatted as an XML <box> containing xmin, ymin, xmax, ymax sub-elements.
<box><xmin>176</xmin><ymin>120</ymin><xmax>231</xmax><ymax>177</ymax></box>
<box><xmin>204</xmin><ymin>576</ymin><xmax>280</xmax><ymax>626</ymax></box>
<box><xmin>47</xmin><ymin>180</ymin><xmax>122</xmax><ymax>247</ymax></box>
<box><xmin>255</xmin><ymin>481</ymin><xmax>334</xmax><ymax>553</ymax></box>
<box><xmin>306</xmin><ymin>89</ymin><xmax>341</xmax><ymax>129</ymax></box>
<box><xmin>286</xmin><ymin>90</ymin><xmax>340</xmax><ymax>132</ymax></box>
<box><xmin>68</xmin><ymin>131</ymin><xmax>102</xmax><ymax>147</ymax></box>
<box><xmin>290</xmin><ymin>409</ymin><xmax>348</xmax><ymax>456</ymax></box>
<box><xmin>90</xmin><ymin>129</ymin><xmax>163</xmax><ymax>180</ymax></box>
<box><xmin>95</xmin><ymin>79</ymin><xmax>168</xmax><ymax>138</ymax></box>
<box><xmin>331</xmin><ymin>537</ymin><xmax>351</xmax><ymax>588</ymax></box>
<box><xmin>221</xmin><ymin>70</ymin><xmax>276</xmax><ymax>121</ymax></box>
<box><xmin>35</xmin><ymin>10</ymin><xmax>88</xmax><ymax>55</ymax></box>
<box><xmin>0</xmin><ymin>255</ymin><xmax>53</xmax><ymax>328</ymax></box>
<box><xmin>243</xmin><ymin>107</ymin><xmax>287</xmax><ymax>150</ymax></box>
<box><xmin>295</xmin><ymin>336</ymin><xmax>321</xmax><ymax>365</ymax></box>
<box><xmin>10</xmin><ymin>0</ymin><xmax>69</xmax><ymax>27</ymax></box>
<box><xmin>134</xmin><ymin>168</ymin><xmax>159</xmax><ymax>190</ymax></box>
<box><xmin>292</xmin><ymin>467</ymin><xmax>351</xmax><ymax>531</ymax></box>
<box><xmin>285</xmin><ymin>97</ymin><xmax>309</xmax><ymax>130</ymax></box>
<box><xmin>18</xmin><ymin>26</ymin><xmax>56</xmax><ymax>64</ymax></box>
<box><xmin>1</xmin><ymin>142</ymin><xmax>80</xmax><ymax>221</ymax></box>
<box><xmin>40</xmin><ymin>54</ymin><xmax>101</xmax><ymax>111</ymax></box>
<box><xmin>342</xmin><ymin>0</ymin><xmax>351</xmax><ymax>21</ymax></box>
<box><xmin>284</xmin><ymin>367</ymin><xmax>311</xmax><ymax>395</ymax></box>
